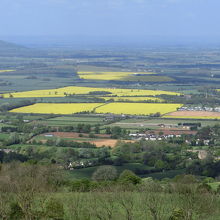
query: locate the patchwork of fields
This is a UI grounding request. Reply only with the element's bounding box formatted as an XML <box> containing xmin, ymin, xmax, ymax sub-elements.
<box><xmin>5</xmin><ymin>84</ymin><xmax>218</xmax><ymax>119</ymax></box>
<box><xmin>3</xmin><ymin>84</ymin><xmax>184</xmax><ymax>117</ymax></box>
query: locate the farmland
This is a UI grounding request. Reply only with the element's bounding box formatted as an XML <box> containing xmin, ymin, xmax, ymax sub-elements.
<box><xmin>3</xmin><ymin>86</ymin><xmax>180</xmax><ymax>98</ymax></box>
<box><xmin>110</xmin><ymin>118</ymin><xmax>219</xmax><ymax>129</ymax></box>
<box><xmin>77</xmin><ymin>71</ymin><xmax>173</xmax><ymax>82</ymax></box>
<box><xmin>0</xmin><ymin>69</ymin><xmax>14</xmax><ymax>73</ymax></box>
<box><xmin>164</xmin><ymin>110</ymin><xmax>220</xmax><ymax>119</ymax></box>
<box><xmin>0</xmin><ymin>41</ymin><xmax>220</xmax><ymax>197</ymax></box>
<box><xmin>32</xmin><ymin>132</ymin><xmax>133</xmax><ymax>147</ymax></box>
<box><xmin>96</xmin><ymin>103</ymin><xmax>182</xmax><ymax>115</ymax></box>
<box><xmin>78</xmin><ymin>71</ymin><xmax>156</xmax><ymax>80</ymax></box>
<box><xmin>10</xmin><ymin>103</ymin><xmax>102</xmax><ymax>114</ymax></box>
<box><xmin>101</xmin><ymin>96</ymin><xmax>164</xmax><ymax>102</ymax></box>
<box><xmin>10</xmin><ymin>102</ymin><xmax>182</xmax><ymax>115</ymax></box>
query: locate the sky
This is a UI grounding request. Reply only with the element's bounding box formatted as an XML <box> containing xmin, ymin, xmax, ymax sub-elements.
<box><xmin>0</xmin><ymin>0</ymin><xmax>220</xmax><ymax>45</ymax></box>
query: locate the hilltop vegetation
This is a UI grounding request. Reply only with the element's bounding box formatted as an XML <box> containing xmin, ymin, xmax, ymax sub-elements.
<box><xmin>0</xmin><ymin>163</ymin><xmax>219</xmax><ymax>220</ymax></box>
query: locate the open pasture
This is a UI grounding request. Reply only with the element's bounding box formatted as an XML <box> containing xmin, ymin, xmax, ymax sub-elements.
<box><xmin>36</xmin><ymin>116</ymin><xmax>105</xmax><ymax>126</ymax></box>
<box><xmin>47</xmin><ymin>116</ymin><xmax>105</xmax><ymax>122</ymax></box>
<box><xmin>3</xmin><ymin>86</ymin><xmax>180</xmax><ymax>98</ymax></box>
<box><xmin>108</xmin><ymin>118</ymin><xmax>219</xmax><ymax>129</ymax></box>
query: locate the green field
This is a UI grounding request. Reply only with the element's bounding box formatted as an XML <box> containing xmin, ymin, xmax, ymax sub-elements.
<box><xmin>107</xmin><ymin>118</ymin><xmax>220</xmax><ymax>129</ymax></box>
<box><xmin>0</xmin><ymin>133</ymin><xmax>10</xmax><ymax>141</ymax></box>
<box><xmin>33</xmin><ymin>116</ymin><xmax>105</xmax><ymax>127</ymax></box>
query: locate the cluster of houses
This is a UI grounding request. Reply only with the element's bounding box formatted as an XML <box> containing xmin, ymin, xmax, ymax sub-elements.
<box><xmin>0</xmin><ymin>148</ymin><xmax>15</xmax><ymax>154</ymax></box>
<box><xmin>129</xmin><ymin>131</ymin><xmax>213</xmax><ymax>147</ymax></box>
<box><xmin>0</xmin><ymin>119</ymin><xmax>30</xmax><ymax>124</ymax></box>
<box><xmin>129</xmin><ymin>132</ymin><xmax>182</xmax><ymax>141</ymax></box>
<box><xmin>178</xmin><ymin>106</ymin><xmax>220</xmax><ymax>112</ymax></box>
<box><xmin>185</xmin><ymin>139</ymin><xmax>211</xmax><ymax>146</ymax></box>
<box><xmin>67</xmin><ymin>160</ymin><xmax>95</xmax><ymax>170</ymax></box>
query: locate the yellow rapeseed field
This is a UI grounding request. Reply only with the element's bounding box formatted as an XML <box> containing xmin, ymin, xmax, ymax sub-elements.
<box><xmin>3</xmin><ymin>86</ymin><xmax>180</xmax><ymax>98</ymax></box>
<box><xmin>10</xmin><ymin>103</ymin><xmax>101</xmax><ymax>114</ymax></box>
<box><xmin>0</xmin><ymin>70</ymin><xmax>15</xmax><ymax>73</ymax></box>
<box><xmin>96</xmin><ymin>103</ymin><xmax>183</xmax><ymax>115</ymax></box>
<box><xmin>78</xmin><ymin>71</ymin><xmax>156</xmax><ymax>81</ymax></box>
<box><xmin>101</xmin><ymin>96</ymin><xmax>164</xmax><ymax>102</ymax></box>
<box><xmin>11</xmin><ymin>102</ymin><xmax>182</xmax><ymax>115</ymax></box>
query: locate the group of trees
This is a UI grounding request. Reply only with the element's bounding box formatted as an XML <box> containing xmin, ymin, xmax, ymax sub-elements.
<box><xmin>57</xmin><ymin>125</ymin><xmax>128</xmax><ymax>138</ymax></box>
<box><xmin>0</xmin><ymin>151</ymin><xmax>28</xmax><ymax>163</ymax></box>
<box><xmin>0</xmin><ymin>100</ymin><xmax>34</xmax><ymax>112</ymax></box>
<box><xmin>187</xmin><ymin>160</ymin><xmax>220</xmax><ymax>178</ymax></box>
<box><xmin>42</xmin><ymin>138</ymin><xmax>96</xmax><ymax>149</ymax></box>
<box><xmin>105</xmin><ymin>126</ymin><xmax>128</xmax><ymax>138</ymax></box>
<box><xmin>196</xmin><ymin>124</ymin><xmax>220</xmax><ymax>141</ymax></box>
<box><xmin>159</xmin><ymin>93</ymin><xmax>220</xmax><ymax>105</ymax></box>
<box><xmin>112</xmin><ymin>141</ymin><xmax>190</xmax><ymax>171</ymax></box>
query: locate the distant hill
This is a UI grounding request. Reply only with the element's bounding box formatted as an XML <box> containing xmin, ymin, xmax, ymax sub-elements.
<box><xmin>0</xmin><ymin>40</ymin><xmax>27</xmax><ymax>50</ymax></box>
<box><xmin>0</xmin><ymin>40</ymin><xmax>30</xmax><ymax>56</ymax></box>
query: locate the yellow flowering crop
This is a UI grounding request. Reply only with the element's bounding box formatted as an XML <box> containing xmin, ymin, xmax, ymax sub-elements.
<box><xmin>10</xmin><ymin>102</ymin><xmax>182</xmax><ymax>115</ymax></box>
<box><xmin>78</xmin><ymin>71</ymin><xmax>156</xmax><ymax>81</ymax></box>
<box><xmin>101</xmin><ymin>96</ymin><xmax>163</xmax><ymax>102</ymax></box>
<box><xmin>3</xmin><ymin>86</ymin><xmax>180</xmax><ymax>98</ymax></box>
<box><xmin>0</xmin><ymin>70</ymin><xmax>15</xmax><ymax>73</ymax></box>
<box><xmin>96</xmin><ymin>103</ymin><xmax>183</xmax><ymax>116</ymax></box>
<box><xmin>10</xmin><ymin>103</ymin><xmax>101</xmax><ymax>114</ymax></box>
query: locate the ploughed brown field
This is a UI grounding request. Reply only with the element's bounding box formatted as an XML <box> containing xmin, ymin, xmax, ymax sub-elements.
<box><xmin>38</xmin><ymin>132</ymin><xmax>135</xmax><ymax>147</ymax></box>
<box><xmin>78</xmin><ymin>139</ymin><xmax>119</xmax><ymax>147</ymax></box>
<box><xmin>41</xmin><ymin>132</ymin><xmax>111</xmax><ymax>139</ymax></box>
<box><xmin>74</xmin><ymin>139</ymin><xmax>135</xmax><ymax>147</ymax></box>
<box><xmin>166</xmin><ymin>111</ymin><xmax>220</xmax><ymax>118</ymax></box>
